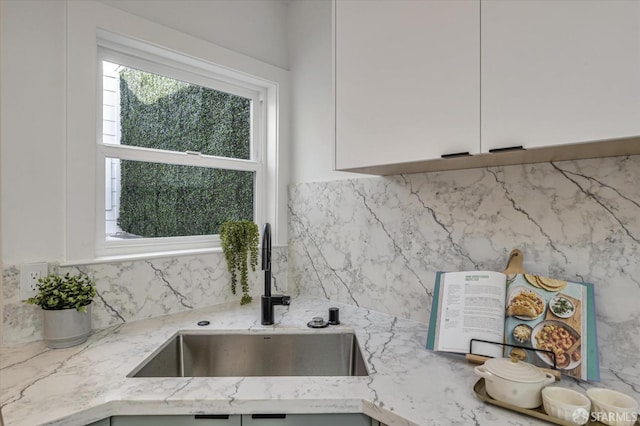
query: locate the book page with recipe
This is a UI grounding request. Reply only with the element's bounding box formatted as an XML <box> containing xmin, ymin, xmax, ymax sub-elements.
<box><xmin>434</xmin><ymin>271</ymin><xmax>507</xmax><ymax>358</ymax></box>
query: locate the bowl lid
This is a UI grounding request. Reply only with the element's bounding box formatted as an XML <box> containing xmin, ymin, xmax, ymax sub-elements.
<box><xmin>484</xmin><ymin>356</ymin><xmax>548</xmax><ymax>383</ymax></box>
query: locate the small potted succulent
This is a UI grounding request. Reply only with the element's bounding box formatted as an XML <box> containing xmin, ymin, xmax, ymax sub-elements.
<box><xmin>24</xmin><ymin>272</ymin><xmax>97</xmax><ymax>348</ymax></box>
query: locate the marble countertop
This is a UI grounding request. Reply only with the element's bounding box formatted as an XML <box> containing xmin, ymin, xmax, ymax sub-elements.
<box><xmin>1</xmin><ymin>298</ymin><xmax>637</xmax><ymax>426</ymax></box>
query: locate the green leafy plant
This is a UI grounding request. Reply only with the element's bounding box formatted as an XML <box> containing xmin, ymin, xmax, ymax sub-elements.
<box><xmin>23</xmin><ymin>273</ymin><xmax>97</xmax><ymax>312</ymax></box>
<box><xmin>220</xmin><ymin>220</ymin><xmax>259</xmax><ymax>305</ymax></box>
<box><xmin>117</xmin><ymin>68</ymin><xmax>253</xmax><ymax>238</ymax></box>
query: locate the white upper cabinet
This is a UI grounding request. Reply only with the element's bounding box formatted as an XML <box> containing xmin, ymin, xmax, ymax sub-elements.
<box><xmin>334</xmin><ymin>0</ymin><xmax>480</xmax><ymax>170</ymax></box>
<box><xmin>481</xmin><ymin>0</ymin><xmax>640</xmax><ymax>152</ymax></box>
<box><xmin>334</xmin><ymin>0</ymin><xmax>640</xmax><ymax>174</ymax></box>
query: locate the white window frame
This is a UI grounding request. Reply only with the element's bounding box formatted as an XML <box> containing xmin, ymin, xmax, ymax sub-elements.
<box><xmin>96</xmin><ymin>42</ymin><xmax>266</xmax><ymax>257</ymax></box>
<box><xmin>65</xmin><ymin>2</ymin><xmax>289</xmax><ymax>264</ymax></box>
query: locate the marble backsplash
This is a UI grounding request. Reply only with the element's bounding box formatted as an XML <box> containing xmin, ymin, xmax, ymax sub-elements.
<box><xmin>2</xmin><ymin>247</ymin><xmax>288</xmax><ymax>345</ymax></box>
<box><xmin>288</xmin><ymin>155</ymin><xmax>640</xmax><ymax>379</ymax></box>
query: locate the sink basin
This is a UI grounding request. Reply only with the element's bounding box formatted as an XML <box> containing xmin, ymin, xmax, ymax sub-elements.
<box><xmin>129</xmin><ymin>331</ymin><xmax>369</xmax><ymax>377</ymax></box>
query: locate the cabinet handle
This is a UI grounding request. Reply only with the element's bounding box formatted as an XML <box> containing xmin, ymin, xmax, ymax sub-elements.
<box><xmin>440</xmin><ymin>151</ymin><xmax>471</xmax><ymax>159</ymax></box>
<box><xmin>488</xmin><ymin>145</ymin><xmax>524</xmax><ymax>153</ymax></box>
<box><xmin>195</xmin><ymin>415</ymin><xmax>230</xmax><ymax>420</ymax></box>
<box><xmin>251</xmin><ymin>414</ymin><xmax>287</xmax><ymax>419</ymax></box>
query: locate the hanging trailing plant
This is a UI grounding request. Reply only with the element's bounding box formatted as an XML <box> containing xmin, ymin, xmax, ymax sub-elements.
<box><xmin>220</xmin><ymin>220</ymin><xmax>259</xmax><ymax>305</ymax></box>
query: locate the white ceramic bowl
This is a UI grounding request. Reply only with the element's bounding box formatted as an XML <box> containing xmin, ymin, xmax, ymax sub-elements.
<box><xmin>587</xmin><ymin>388</ymin><xmax>639</xmax><ymax>426</ymax></box>
<box><xmin>542</xmin><ymin>387</ymin><xmax>591</xmax><ymax>425</ymax></box>
<box><xmin>474</xmin><ymin>357</ymin><xmax>555</xmax><ymax>409</ymax></box>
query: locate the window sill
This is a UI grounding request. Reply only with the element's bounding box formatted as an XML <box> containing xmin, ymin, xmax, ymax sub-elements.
<box><xmin>60</xmin><ymin>245</ymin><xmax>286</xmax><ymax>267</ymax></box>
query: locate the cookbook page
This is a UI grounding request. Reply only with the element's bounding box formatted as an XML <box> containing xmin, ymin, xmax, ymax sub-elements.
<box><xmin>427</xmin><ymin>271</ymin><xmax>507</xmax><ymax>358</ymax></box>
<box><xmin>504</xmin><ymin>274</ymin><xmax>599</xmax><ymax>381</ymax></box>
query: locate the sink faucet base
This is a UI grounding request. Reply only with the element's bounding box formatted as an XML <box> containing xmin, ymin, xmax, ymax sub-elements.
<box><xmin>261</xmin><ymin>294</ymin><xmax>291</xmax><ymax>325</ymax></box>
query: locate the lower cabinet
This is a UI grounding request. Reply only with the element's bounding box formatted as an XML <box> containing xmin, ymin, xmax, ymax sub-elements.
<box><xmin>243</xmin><ymin>414</ymin><xmax>371</xmax><ymax>426</ymax></box>
<box><xmin>97</xmin><ymin>413</ymin><xmax>374</xmax><ymax>426</ymax></box>
<box><xmin>109</xmin><ymin>415</ymin><xmax>240</xmax><ymax>425</ymax></box>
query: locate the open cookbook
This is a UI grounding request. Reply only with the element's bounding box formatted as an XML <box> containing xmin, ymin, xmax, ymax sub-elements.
<box><xmin>426</xmin><ymin>271</ymin><xmax>599</xmax><ymax>381</ymax></box>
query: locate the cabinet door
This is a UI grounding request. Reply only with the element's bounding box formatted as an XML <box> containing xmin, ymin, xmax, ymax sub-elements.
<box><xmin>110</xmin><ymin>415</ymin><xmax>241</xmax><ymax>426</ymax></box>
<box><xmin>334</xmin><ymin>0</ymin><xmax>480</xmax><ymax>170</ymax></box>
<box><xmin>242</xmin><ymin>413</ymin><xmax>371</xmax><ymax>426</ymax></box>
<box><xmin>481</xmin><ymin>0</ymin><xmax>640</xmax><ymax>152</ymax></box>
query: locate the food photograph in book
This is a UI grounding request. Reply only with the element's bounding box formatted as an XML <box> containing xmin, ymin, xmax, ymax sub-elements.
<box><xmin>504</xmin><ymin>273</ymin><xmax>595</xmax><ymax>380</ymax></box>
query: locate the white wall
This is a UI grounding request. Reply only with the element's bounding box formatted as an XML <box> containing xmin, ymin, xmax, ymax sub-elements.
<box><xmin>287</xmin><ymin>0</ymin><xmax>360</xmax><ymax>183</ymax></box>
<box><xmin>1</xmin><ymin>0</ymin><xmax>291</xmax><ymax>265</ymax></box>
<box><xmin>1</xmin><ymin>0</ymin><xmax>67</xmax><ymax>265</ymax></box>
<box><xmin>98</xmin><ymin>0</ymin><xmax>290</xmax><ymax>70</ymax></box>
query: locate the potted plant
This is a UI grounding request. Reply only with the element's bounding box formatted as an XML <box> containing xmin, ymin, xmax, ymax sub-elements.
<box><xmin>23</xmin><ymin>272</ymin><xmax>97</xmax><ymax>348</ymax></box>
<box><xmin>220</xmin><ymin>220</ymin><xmax>259</xmax><ymax>305</ymax></box>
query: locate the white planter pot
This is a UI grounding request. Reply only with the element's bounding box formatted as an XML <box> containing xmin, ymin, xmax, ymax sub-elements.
<box><xmin>42</xmin><ymin>304</ymin><xmax>92</xmax><ymax>349</ymax></box>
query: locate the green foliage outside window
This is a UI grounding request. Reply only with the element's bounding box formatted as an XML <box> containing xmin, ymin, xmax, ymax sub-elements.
<box><xmin>116</xmin><ymin>67</ymin><xmax>254</xmax><ymax>237</ymax></box>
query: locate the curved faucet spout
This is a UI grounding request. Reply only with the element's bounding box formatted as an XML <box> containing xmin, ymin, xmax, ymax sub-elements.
<box><xmin>262</xmin><ymin>223</ymin><xmax>271</xmax><ymax>298</ymax></box>
<box><xmin>261</xmin><ymin>223</ymin><xmax>271</xmax><ymax>271</ymax></box>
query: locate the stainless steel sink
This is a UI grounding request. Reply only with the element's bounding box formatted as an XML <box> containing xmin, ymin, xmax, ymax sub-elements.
<box><xmin>129</xmin><ymin>331</ymin><xmax>369</xmax><ymax>377</ymax></box>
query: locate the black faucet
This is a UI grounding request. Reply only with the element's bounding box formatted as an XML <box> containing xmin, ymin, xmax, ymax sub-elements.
<box><xmin>261</xmin><ymin>223</ymin><xmax>290</xmax><ymax>325</ymax></box>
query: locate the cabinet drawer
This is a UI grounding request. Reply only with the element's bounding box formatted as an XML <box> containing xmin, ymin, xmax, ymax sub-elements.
<box><xmin>110</xmin><ymin>415</ymin><xmax>241</xmax><ymax>426</ymax></box>
<box><xmin>242</xmin><ymin>413</ymin><xmax>371</xmax><ymax>426</ymax></box>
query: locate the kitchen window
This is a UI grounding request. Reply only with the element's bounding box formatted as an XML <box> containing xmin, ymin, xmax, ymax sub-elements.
<box><xmin>98</xmin><ymin>47</ymin><xmax>264</xmax><ymax>257</ymax></box>
<box><xmin>65</xmin><ymin>4</ymin><xmax>288</xmax><ymax>263</ymax></box>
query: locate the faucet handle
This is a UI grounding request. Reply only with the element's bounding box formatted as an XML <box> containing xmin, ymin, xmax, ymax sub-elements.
<box><xmin>270</xmin><ymin>295</ymin><xmax>291</xmax><ymax>306</ymax></box>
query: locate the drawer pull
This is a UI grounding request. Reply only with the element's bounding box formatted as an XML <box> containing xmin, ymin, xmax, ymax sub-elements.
<box><xmin>488</xmin><ymin>145</ymin><xmax>524</xmax><ymax>153</ymax></box>
<box><xmin>441</xmin><ymin>151</ymin><xmax>471</xmax><ymax>159</ymax></box>
<box><xmin>251</xmin><ymin>414</ymin><xmax>287</xmax><ymax>419</ymax></box>
<box><xmin>195</xmin><ymin>414</ymin><xmax>230</xmax><ymax>420</ymax></box>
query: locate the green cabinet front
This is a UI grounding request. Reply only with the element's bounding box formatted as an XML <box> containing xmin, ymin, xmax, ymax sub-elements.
<box><xmin>106</xmin><ymin>413</ymin><xmax>371</xmax><ymax>426</ymax></box>
<box><xmin>110</xmin><ymin>415</ymin><xmax>241</xmax><ymax>426</ymax></box>
<box><xmin>242</xmin><ymin>413</ymin><xmax>371</xmax><ymax>426</ymax></box>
